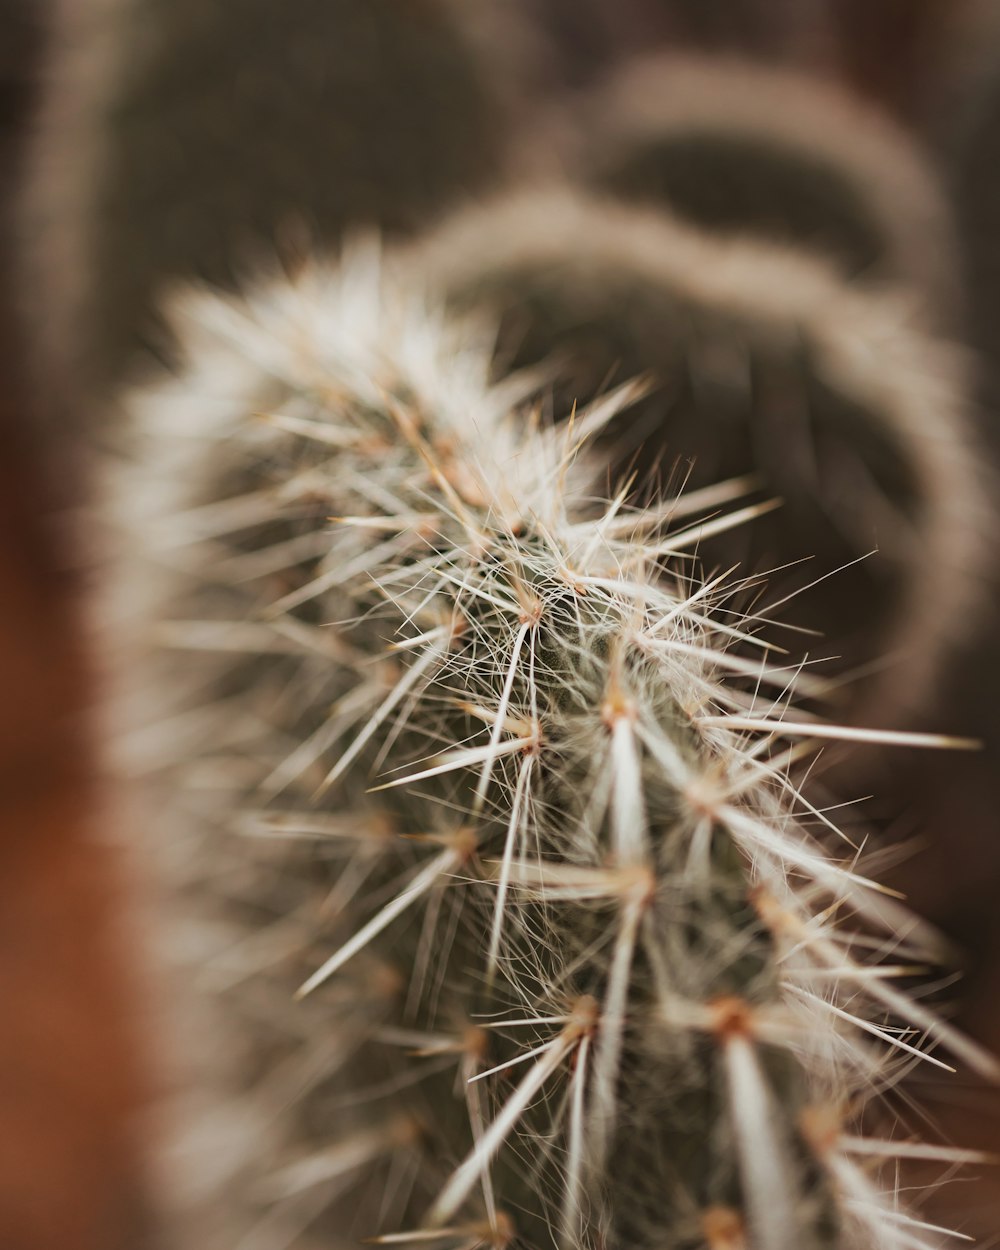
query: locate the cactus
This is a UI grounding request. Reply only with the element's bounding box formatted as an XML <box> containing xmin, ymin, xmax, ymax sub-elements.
<box><xmin>415</xmin><ymin>188</ymin><xmax>985</xmax><ymax>728</ymax></box>
<box><xmin>20</xmin><ymin>0</ymin><xmax>522</xmax><ymax>421</ymax></box>
<box><xmin>115</xmin><ymin>244</ymin><xmax>994</xmax><ymax>1250</ymax></box>
<box><xmin>578</xmin><ymin>55</ymin><xmax>957</xmax><ymax>315</ymax></box>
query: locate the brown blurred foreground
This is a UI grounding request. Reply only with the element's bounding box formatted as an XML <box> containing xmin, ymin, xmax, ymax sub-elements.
<box><xmin>0</xmin><ymin>7</ymin><xmax>148</xmax><ymax>1247</ymax></box>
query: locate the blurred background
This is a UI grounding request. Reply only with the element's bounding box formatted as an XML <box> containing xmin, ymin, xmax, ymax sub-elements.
<box><xmin>3</xmin><ymin>1</ymin><xmax>1000</xmax><ymax>1246</ymax></box>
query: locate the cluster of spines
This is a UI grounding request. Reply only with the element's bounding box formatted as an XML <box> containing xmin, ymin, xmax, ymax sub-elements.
<box><xmin>119</xmin><ymin>252</ymin><xmax>993</xmax><ymax>1250</ymax></box>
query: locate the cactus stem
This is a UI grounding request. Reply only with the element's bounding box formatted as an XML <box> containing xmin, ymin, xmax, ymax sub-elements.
<box><xmin>116</xmin><ymin>251</ymin><xmax>994</xmax><ymax>1248</ymax></box>
<box><xmin>295</xmin><ymin>845</ymin><xmax>463</xmax><ymax>1000</ymax></box>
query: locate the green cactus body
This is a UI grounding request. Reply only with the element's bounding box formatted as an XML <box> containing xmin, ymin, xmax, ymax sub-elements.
<box><xmin>117</xmin><ymin>248</ymin><xmax>992</xmax><ymax>1250</ymax></box>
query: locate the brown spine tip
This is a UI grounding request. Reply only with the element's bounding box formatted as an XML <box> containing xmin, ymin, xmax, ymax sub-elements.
<box><xmin>707</xmin><ymin>995</ymin><xmax>757</xmax><ymax>1042</ymax></box>
<box><xmin>701</xmin><ymin>1205</ymin><xmax>747</xmax><ymax>1250</ymax></box>
<box><xmin>799</xmin><ymin>1104</ymin><xmax>843</xmax><ymax>1158</ymax></box>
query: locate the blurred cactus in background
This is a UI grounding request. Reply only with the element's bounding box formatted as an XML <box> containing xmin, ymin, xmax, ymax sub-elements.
<box><xmin>580</xmin><ymin>56</ymin><xmax>957</xmax><ymax>309</ymax></box>
<box><xmin>21</xmin><ymin>0</ymin><xmax>524</xmax><ymax>423</ymax></box>
<box><xmin>417</xmin><ymin>188</ymin><xmax>984</xmax><ymax>728</ymax></box>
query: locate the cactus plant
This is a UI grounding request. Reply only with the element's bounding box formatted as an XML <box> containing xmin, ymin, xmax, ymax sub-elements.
<box><xmin>114</xmin><ymin>244</ymin><xmax>994</xmax><ymax>1250</ymax></box>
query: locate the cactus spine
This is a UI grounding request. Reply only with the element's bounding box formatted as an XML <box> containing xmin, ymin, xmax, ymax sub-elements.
<box><xmin>118</xmin><ymin>248</ymin><xmax>993</xmax><ymax>1250</ymax></box>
